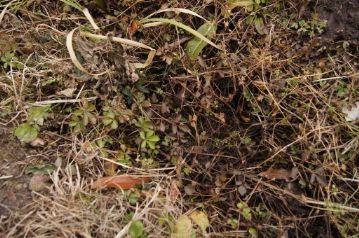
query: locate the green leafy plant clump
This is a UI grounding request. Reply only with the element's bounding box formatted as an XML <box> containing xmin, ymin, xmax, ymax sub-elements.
<box><xmin>14</xmin><ymin>106</ymin><xmax>50</xmax><ymax>143</ymax></box>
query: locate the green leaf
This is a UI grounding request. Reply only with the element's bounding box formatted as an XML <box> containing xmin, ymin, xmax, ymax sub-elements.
<box><xmin>96</xmin><ymin>139</ymin><xmax>106</xmax><ymax>148</ymax></box>
<box><xmin>14</xmin><ymin>123</ymin><xmax>38</xmax><ymax>143</ymax></box>
<box><xmin>148</xmin><ymin>134</ymin><xmax>160</xmax><ymax>142</ymax></box>
<box><xmin>242</xmin><ymin>207</ymin><xmax>252</xmax><ymax>221</ymax></box>
<box><xmin>237</xmin><ymin>201</ymin><xmax>252</xmax><ymax>221</ymax></box>
<box><xmin>129</xmin><ymin>220</ymin><xmax>144</xmax><ymax>238</ymax></box>
<box><xmin>140</xmin><ymin>131</ymin><xmax>146</xmax><ymax>140</ymax></box>
<box><xmin>254</xmin><ymin>17</ymin><xmax>266</xmax><ymax>35</ymax></box>
<box><xmin>190</xmin><ymin>211</ymin><xmax>209</xmax><ymax>232</ymax></box>
<box><xmin>69</xmin><ymin>121</ymin><xmax>78</xmax><ymax>127</ymax></box>
<box><xmin>118</xmin><ymin>151</ymin><xmax>133</xmax><ymax>166</ymax></box>
<box><xmin>248</xmin><ymin>227</ymin><xmax>258</xmax><ymax>237</ymax></box>
<box><xmin>111</xmin><ymin>120</ymin><xmax>119</xmax><ymax>129</ymax></box>
<box><xmin>147</xmin><ymin>141</ymin><xmax>156</xmax><ymax>150</ymax></box>
<box><xmin>86</xmin><ymin>103</ymin><xmax>96</xmax><ymax>112</ymax></box>
<box><xmin>60</xmin><ymin>0</ymin><xmax>83</xmax><ymax>11</ymax></box>
<box><xmin>102</xmin><ymin>117</ymin><xmax>113</xmax><ymax>126</ymax></box>
<box><xmin>25</xmin><ymin>164</ymin><xmax>56</xmax><ymax>174</ymax></box>
<box><xmin>135</xmin><ymin>117</ymin><xmax>153</xmax><ymax>132</ymax></box>
<box><xmin>124</xmin><ymin>212</ymin><xmax>135</xmax><ymax>223</ymax></box>
<box><xmin>127</xmin><ymin>191</ymin><xmax>139</xmax><ymax>205</ymax></box>
<box><xmin>227</xmin><ymin>0</ymin><xmax>255</xmax><ymax>11</ymax></box>
<box><xmin>28</xmin><ymin>106</ymin><xmax>50</xmax><ymax>126</ymax></box>
<box><xmin>186</xmin><ymin>21</ymin><xmax>217</xmax><ymax>60</ymax></box>
<box><xmin>146</xmin><ymin>130</ymin><xmax>154</xmax><ymax>137</ymax></box>
<box><xmin>73</xmin><ymin>109</ymin><xmax>83</xmax><ymax>116</ymax></box>
<box><xmin>172</xmin><ymin>215</ymin><xmax>193</xmax><ymax>238</ymax></box>
<box><xmin>141</xmin><ymin>18</ymin><xmax>219</xmax><ymax>50</ymax></box>
<box><xmin>83</xmin><ymin>112</ymin><xmax>89</xmax><ymax>126</ymax></box>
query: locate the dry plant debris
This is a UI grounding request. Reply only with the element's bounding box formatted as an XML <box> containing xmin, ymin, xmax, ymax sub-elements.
<box><xmin>0</xmin><ymin>0</ymin><xmax>358</xmax><ymax>237</ymax></box>
<box><xmin>92</xmin><ymin>175</ymin><xmax>151</xmax><ymax>190</ymax></box>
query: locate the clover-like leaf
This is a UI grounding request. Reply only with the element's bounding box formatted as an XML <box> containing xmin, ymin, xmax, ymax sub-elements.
<box><xmin>140</xmin><ymin>130</ymin><xmax>160</xmax><ymax>150</ymax></box>
<box><xmin>254</xmin><ymin>17</ymin><xmax>266</xmax><ymax>35</ymax></box>
<box><xmin>103</xmin><ymin>111</ymin><xmax>118</xmax><ymax>129</ymax></box>
<box><xmin>135</xmin><ymin>117</ymin><xmax>153</xmax><ymax>132</ymax></box>
<box><xmin>28</xmin><ymin>106</ymin><xmax>50</xmax><ymax>126</ymax></box>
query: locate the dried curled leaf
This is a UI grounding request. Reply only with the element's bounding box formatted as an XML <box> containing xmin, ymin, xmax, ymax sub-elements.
<box><xmin>92</xmin><ymin>175</ymin><xmax>151</xmax><ymax>189</ymax></box>
<box><xmin>185</xmin><ymin>21</ymin><xmax>217</xmax><ymax>60</ymax></box>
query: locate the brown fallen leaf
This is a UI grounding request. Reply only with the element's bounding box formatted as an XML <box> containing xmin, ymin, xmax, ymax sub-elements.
<box><xmin>259</xmin><ymin>167</ymin><xmax>298</xmax><ymax>182</ymax></box>
<box><xmin>92</xmin><ymin>175</ymin><xmax>151</xmax><ymax>190</ymax></box>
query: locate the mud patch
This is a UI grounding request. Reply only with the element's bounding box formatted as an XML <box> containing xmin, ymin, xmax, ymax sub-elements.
<box><xmin>317</xmin><ymin>0</ymin><xmax>359</xmax><ymax>41</ymax></box>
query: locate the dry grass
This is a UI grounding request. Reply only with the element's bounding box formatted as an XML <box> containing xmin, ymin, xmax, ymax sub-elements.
<box><xmin>0</xmin><ymin>0</ymin><xmax>358</xmax><ymax>237</ymax></box>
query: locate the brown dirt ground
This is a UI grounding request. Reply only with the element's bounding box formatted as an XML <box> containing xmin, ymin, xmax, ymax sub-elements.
<box><xmin>317</xmin><ymin>0</ymin><xmax>359</xmax><ymax>41</ymax></box>
<box><xmin>0</xmin><ymin>127</ymin><xmax>33</xmax><ymax>235</ymax></box>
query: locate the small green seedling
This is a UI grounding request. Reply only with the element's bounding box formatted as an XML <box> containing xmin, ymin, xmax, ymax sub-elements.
<box><xmin>117</xmin><ymin>150</ymin><xmax>133</xmax><ymax>166</ymax></box>
<box><xmin>69</xmin><ymin>101</ymin><xmax>97</xmax><ymax>131</ymax></box>
<box><xmin>1</xmin><ymin>51</ymin><xmax>23</xmax><ymax>70</ymax></box>
<box><xmin>102</xmin><ymin>110</ymin><xmax>119</xmax><ymax>129</ymax></box>
<box><xmin>237</xmin><ymin>201</ymin><xmax>252</xmax><ymax>221</ymax></box>
<box><xmin>14</xmin><ymin>106</ymin><xmax>50</xmax><ymax>143</ymax></box>
<box><xmin>140</xmin><ymin>130</ymin><xmax>160</xmax><ymax>150</ymax></box>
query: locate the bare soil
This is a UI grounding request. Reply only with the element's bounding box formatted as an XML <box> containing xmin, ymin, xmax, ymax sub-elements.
<box><xmin>0</xmin><ymin>128</ymin><xmax>32</xmax><ymax>234</ymax></box>
<box><xmin>317</xmin><ymin>0</ymin><xmax>359</xmax><ymax>41</ymax></box>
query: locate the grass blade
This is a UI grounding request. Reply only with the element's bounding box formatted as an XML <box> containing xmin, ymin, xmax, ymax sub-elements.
<box><xmin>60</xmin><ymin>0</ymin><xmax>83</xmax><ymax>11</ymax></box>
<box><xmin>80</xmin><ymin>31</ymin><xmax>156</xmax><ymax>68</ymax></box>
<box><xmin>186</xmin><ymin>21</ymin><xmax>217</xmax><ymax>60</ymax></box>
<box><xmin>144</xmin><ymin>8</ymin><xmax>207</xmax><ymax>21</ymax></box>
<box><xmin>82</xmin><ymin>8</ymin><xmax>100</xmax><ymax>31</ymax></box>
<box><xmin>141</xmin><ymin>18</ymin><xmax>220</xmax><ymax>50</ymax></box>
<box><xmin>66</xmin><ymin>28</ymin><xmax>107</xmax><ymax>76</ymax></box>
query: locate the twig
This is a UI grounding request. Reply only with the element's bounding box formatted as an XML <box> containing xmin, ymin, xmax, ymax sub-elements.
<box><xmin>28</xmin><ymin>97</ymin><xmax>97</xmax><ymax>106</ymax></box>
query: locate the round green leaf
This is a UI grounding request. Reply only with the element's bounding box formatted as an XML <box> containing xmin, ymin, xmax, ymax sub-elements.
<box><xmin>14</xmin><ymin>123</ymin><xmax>38</xmax><ymax>143</ymax></box>
<box><xmin>129</xmin><ymin>220</ymin><xmax>144</xmax><ymax>238</ymax></box>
